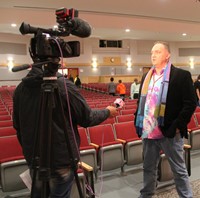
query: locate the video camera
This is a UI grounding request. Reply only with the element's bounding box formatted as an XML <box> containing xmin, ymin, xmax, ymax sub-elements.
<box><xmin>19</xmin><ymin>7</ymin><xmax>91</xmax><ymax>59</ymax></box>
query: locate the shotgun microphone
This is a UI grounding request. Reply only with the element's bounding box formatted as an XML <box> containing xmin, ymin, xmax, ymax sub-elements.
<box><xmin>12</xmin><ymin>64</ymin><xmax>32</xmax><ymax>72</ymax></box>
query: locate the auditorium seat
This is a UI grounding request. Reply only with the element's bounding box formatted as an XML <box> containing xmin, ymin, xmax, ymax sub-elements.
<box><xmin>195</xmin><ymin>107</ymin><xmax>200</xmax><ymax>113</ymax></box>
<box><xmin>194</xmin><ymin>112</ymin><xmax>200</xmax><ymax>126</ymax></box>
<box><xmin>0</xmin><ymin>106</ymin><xmax>7</xmax><ymax>111</ymax></box>
<box><xmin>0</xmin><ymin>111</ymin><xmax>9</xmax><ymax>116</ymax></box>
<box><xmin>123</xmin><ymin>104</ymin><xmax>137</xmax><ymax>110</ymax></box>
<box><xmin>187</xmin><ymin>114</ymin><xmax>200</xmax><ymax>150</ymax></box>
<box><xmin>113</xmin><ymin>121</ymin><xmax>143</xmax><ymax>166</ymax></box>
<box><xmin>0</xmin><ymin>126</ymin><xmax>16</xmax><ymax>137</ymax></box>
<box><xmin>0</xmin><ymin>115</ymin><xmax>12</xmax><ymax>121</ymax></box>
<box><xmin>126</xmin><ymin>99</ymin><xmax>138</xmax><ymax>104</ymax></box>
<box><xmin>71</xmin><ymin>162</ymin><xmax>95</xmax><ymax>198</ymax></box>
<box><xmin>87</xmin><ymin>124</ymin><xmax>124</xmax><ymax>172</ymax></box>
<box><xmin>158</xmin><ymin>144</ymin><xmax>191</xmax><ymax>183</ymax></box>
<box><xmin>116</xmin><ymin>114</ymin><xmax>134</xmax><ymax>123</ymax></box>
<box><xmin>78</xmin><ymin>127</ymin><xmax>98</xmax><ymax>178</ymax></box>
<box><xmin>88</xmin><ymin>104</ymin><xmax>96</xmax><ymax>108</ymax></box>
<box><xmin>120</xmin><ymin>109</ymin><xmax>136</xmax><ymax>115</ymax></box>
<box><xmin>0</xmin><ymin>135</ymin><xmax>28</xmax><ymax>192</ymax></box>
<box><xmin>187</xmin><ymin>114</ymin><xmax>198</xmax><ymax>129</ymax></box>
<box><xmin>99</xmin><ymin>117</ymin><xmax>116</xmax><ymax>125</ymax></box>
<box><xmin>0</xmin><ymin>120</ymin><xmax>13</xmax><ymax>127</ymax></box>
<box><xmin>95</xmin><ymin>104</ymin><xmax>109</xmax><ymax>109</ymax></box>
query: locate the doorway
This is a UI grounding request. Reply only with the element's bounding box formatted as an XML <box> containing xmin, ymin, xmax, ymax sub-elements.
<box><xmin>68</xmin><ymin>68</ymin><xmax>79</xmax><ymax>80</ymax></box>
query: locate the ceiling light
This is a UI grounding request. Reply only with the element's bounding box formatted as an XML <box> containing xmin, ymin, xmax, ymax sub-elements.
<box><xmin>53</xmin><ymin>25</ymin><xmax>58</xmax><ymax>29</ymax></box>
<box><xmin>189</xmin><ymin>58</ymin><xmax>194</xmax><ymax>69</ymax></box>
<box><xmin>11</xmin><ymin>23</ymin><xmax>17</xmax><ymax>27</ymax></box>
<box><xmin>126</xmin><ymin>58</ymin><xmax>132</xmax><ymax>69</ymax></box>
<box><xmin>125</xmin><ymin>29</ymin><xmax>130</xmax><ymax>32</ymax></box>
<box><xmin>182</xmin><ymin>33</ymin><xmax>187</xmax><ymax>36</ymax></box>
<box><xmin>7</xmin><ymin>57</ymin><xmax>14</xmax><ymax>71</ymax></box>
<box><xmin>92</xmin><ymin>58</ymin><xmax>98</xmax><ymax>70</ymax></box>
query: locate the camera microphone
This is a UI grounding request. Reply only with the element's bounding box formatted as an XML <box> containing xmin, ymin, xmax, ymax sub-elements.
<box><xmin>70</xmin><ymin>18</ymin><xmax>92</xmax><ymax>38</ymax></box>
<box><xmin>12</xmin><ymin>64</ymin><xmax>32</xmax><ymax>72</ymax></box>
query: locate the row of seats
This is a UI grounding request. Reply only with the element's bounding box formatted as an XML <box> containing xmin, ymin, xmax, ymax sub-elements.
<box><xmin>78</xmin><ymin>121</ymin><xmax>193</xmax><ymax>184</ymax></box>
<box><xmin>0</xmin><ymin>86</ymin><xmax>197</xmax><ymax>195</ymax></box>
<box><xmin>0</xmin><ymin>114</ymin><xmax>12</xmax><ymax>121</ymax></box>
<box><xmin>88</xmin><ymin>103</ymin><xmax>137</xmax><ymax>110</ymax></box>
<box><xmin>0</xmin><ymin>134</ymin><xmax>95</xmax><ymax>198</ymax></box>
<box><xmin>0</xmin><ymin>114</ymin><xmax>135</xmax><ymax>136</ymax></box>
<box><xmin>0</xmin><ymin>124</ymin><xmax>193</xmax><ymax>195</ymax></box>
<box><xmin>81</xmin><ymin>82</ymin><xmax>132</xmax><ymax>96</ymax></box>
<box><xmin>78</xmin><ymin>121</ymin><xmax>143</xmax><ymax>179</ymax></box>
<box><xmin>0</xmin><ymin>120</ymin><xmax>13</xmax><ymax>128</ymax></box>
<box><xmin>0</xmin><ymin>126</ymin><xmax>16</xmax><ymax>137</ymax></box>
<box><xmin>100</xmin><ymin>113</ymin><xmax>135</xmax><ymax>126</ymax></box>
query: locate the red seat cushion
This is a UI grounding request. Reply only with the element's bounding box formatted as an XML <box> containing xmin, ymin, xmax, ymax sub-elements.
<box><xmin>0</xmin><ymin>136</ymin><xmax>24</xmax><ymax>163</ymax></box>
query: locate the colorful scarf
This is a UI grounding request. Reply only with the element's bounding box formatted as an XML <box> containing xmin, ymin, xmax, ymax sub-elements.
<box><xmin>135</xmin><ymin>62</ymin><xmax>171</xmax><ymax>137</ymax></box>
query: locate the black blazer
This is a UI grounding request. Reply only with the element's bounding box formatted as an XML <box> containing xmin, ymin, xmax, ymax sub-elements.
<box><xmin>135</xmin><ymin>65</ymin><xmax>196</xmax><ymax>138</ymax></box>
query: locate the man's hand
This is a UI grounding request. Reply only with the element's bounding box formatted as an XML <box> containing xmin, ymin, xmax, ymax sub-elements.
<box><xmin>106</xmin><ymin>106</ymin><xmax>118</xmax><ymax>118</ymax></box>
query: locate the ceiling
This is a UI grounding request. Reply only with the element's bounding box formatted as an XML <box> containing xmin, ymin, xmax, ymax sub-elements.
<box><xmin>1</xmin><ymin>0</ymin><xmax>200</xmax><ymax>42</ymax></box>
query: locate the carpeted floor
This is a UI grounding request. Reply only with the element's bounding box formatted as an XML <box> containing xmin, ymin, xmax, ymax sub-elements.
<box><xmin>153</xmin><ymin>179</ymin><xmax>200</xmax><ymax>198</ymax></box>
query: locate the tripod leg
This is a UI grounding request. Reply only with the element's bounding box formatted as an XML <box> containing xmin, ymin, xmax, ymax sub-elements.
<box><xmin>31</xmin><ymin>84</ymin><xmax>53</xmax><ymax>198</ymax></box>
<box><xmin>30</xmin><ymin>81</ymin><xmax>84</xmax><ymax>198</ymax></box>
<box><xmin>54</xmin><ymin>87</ymin><xmax>84</xmax><ymax>198</ymax></box>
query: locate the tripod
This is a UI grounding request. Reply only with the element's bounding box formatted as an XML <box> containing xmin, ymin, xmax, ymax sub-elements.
<box><xmin>30</xmin><ymin>61</ymin><xmax>83</xmax><ymax>198</ymax></box>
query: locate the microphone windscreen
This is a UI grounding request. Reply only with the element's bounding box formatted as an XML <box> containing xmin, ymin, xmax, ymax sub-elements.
<box><xmin>114</xmin><ymin>98</ymin><xmax>125</xmax><ymax>108</ymax></box>
<box><xmin>70</xmin><ymin>18</ymin><xmax>92</xmax><ymax>38</ymax></box>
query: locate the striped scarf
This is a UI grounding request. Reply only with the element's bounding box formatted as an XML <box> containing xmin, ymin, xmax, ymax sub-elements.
<box><xmin>135</xmin><ymin>62</ymin><xmax>171</xmax><ymax>137</ymax></box>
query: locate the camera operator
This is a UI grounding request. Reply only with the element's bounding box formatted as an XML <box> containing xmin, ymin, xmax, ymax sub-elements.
<box><xmin>13</xmin><ymin>65</ymin><xmax>118</xmax><ymax>197</ymax></box>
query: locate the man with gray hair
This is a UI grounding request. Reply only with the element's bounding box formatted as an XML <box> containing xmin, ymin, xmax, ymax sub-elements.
<box><xmin>135</xmin><ymin>41</ymin><xmax>196</xmax><ymax>198</ymax></box>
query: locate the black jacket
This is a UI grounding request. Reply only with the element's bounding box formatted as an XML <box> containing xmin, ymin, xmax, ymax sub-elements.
<box><xmin>135</xmin><ymin>65</ymin><xmax>196</xmax><ymax>138</ymax></box>
<box><xmin>13</xmin><ymin>67</ymin><xmax>110</xmax><ymax>170</ymax></box>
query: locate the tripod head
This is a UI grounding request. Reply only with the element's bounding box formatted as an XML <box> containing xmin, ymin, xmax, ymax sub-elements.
<box><xmin>39</xmin><ymin>58</ymin><xmax>61</xmax><ymax>78</ymax></box>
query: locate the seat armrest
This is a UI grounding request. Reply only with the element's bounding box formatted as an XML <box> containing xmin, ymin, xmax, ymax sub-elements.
<box><xmin>184</xmin><ymin>144</ymin><xmax>191</xmax><ymax>149</ymax></box>
<box><xmin>116</xmin><ymin>138</ymin><xmax>126</xmax><ymax>144</ymax></box>
<box><xmin>78</xmin><ymin>161</ymin><xmax>95</xmax><ymax>198</ymax></box>
<box><xmin>78</xmin><ymin>161</ymin><xmax>93</xmax><ymax>172</ymax></box>
<box><xmin>90</xmin><ymin>143</ymin><xmax>99</xmax><ymax>149</ymax></box>
<box><xmin>183</xmin><ymin>144</ymin><xmax>191</xmax><ymax>176</ymax></box>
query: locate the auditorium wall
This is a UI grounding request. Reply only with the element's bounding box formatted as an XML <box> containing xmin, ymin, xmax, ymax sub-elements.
<box><xmin>0</xmin><ymin>33</ymin><xmax>200</xmax><ymax>85</ymax></box>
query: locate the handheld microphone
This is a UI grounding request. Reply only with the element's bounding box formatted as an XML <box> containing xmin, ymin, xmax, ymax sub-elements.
<box><xmin>12</xmin><ymin>64</ymin><xmax>32</xmax><ymax>72</ymax></box>
<box><xmin>70</xmin><ymin>18</ymin><xmax>92</xmax><ymax>38</ymax></box>
<box><xmin>114</xmin><ymin>98</ymin><xmax>125</xmax><ymax>108</ymax></box>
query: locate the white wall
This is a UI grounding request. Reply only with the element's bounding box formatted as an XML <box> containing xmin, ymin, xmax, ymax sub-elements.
<box><xmin>1</xmin><ymin>33</ymin><xmax>200</xmax><ymax>84</ymax></box>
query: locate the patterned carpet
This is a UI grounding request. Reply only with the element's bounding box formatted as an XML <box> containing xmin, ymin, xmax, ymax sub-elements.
<box><xmin>153</xmin><ymin>179</ymin><xmax>200</xmax><ymax>198</ymax></box>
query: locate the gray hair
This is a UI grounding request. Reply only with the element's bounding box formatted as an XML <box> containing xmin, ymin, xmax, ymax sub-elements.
<box><xmin>154</xmin><ymin>41</ymin><xmax>170</xmax><ymax>53</ymax></box>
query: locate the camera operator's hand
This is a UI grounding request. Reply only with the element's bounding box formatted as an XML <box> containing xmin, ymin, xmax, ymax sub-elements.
<box><xmin>106</xmin><ymin>106</ymin><xmax>118</xmax><ymax>118</ymax></box>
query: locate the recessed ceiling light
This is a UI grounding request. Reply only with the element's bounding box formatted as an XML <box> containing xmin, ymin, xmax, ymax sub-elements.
<box><xmin>11</xmin><ymin>23</ymin><xmax>17</xmax><ymax>27</ymax></box>
<box><xmin>182</xmin><ymin>33</ymin><xmax>187</xmax><ymax>36</ymax></box>
<box><xmin>125</xmin><ymin>29</ymin><xmax>130</xmax><ymax>32</ymax></box>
